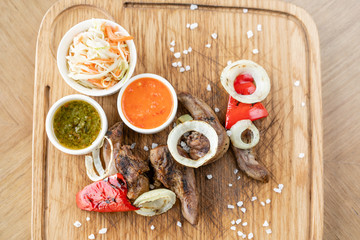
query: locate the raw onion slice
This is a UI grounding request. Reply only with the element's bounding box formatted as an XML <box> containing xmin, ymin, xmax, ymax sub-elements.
<box><xmin>167</xmin><ymin>120</ymin><xmax>218</xmax><ymax>168</ymax></box>
<box><xmin>134</xmin><ymin>189</ymin><xmax>176</xmax><ymax>216</ymax></box>
<box><xmin>85</xmin><ymin>136</ymin><xmax>117</xmax><ymax>181</ymax></box>
<box><xmin>220</xmin><ymin>60</ymin><xmax>270</xmax><ymax>103</ymax></box>
<box><xmin>230</xmin><ymin>120</ymin><xmax>260</xmax><ymax>149</ymax></box>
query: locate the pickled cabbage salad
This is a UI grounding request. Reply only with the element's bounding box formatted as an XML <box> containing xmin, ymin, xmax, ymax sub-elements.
<box><xmin>66</xmin><ymin>20</ymin><xmax>133</xmax><ymax>89</ymax></box>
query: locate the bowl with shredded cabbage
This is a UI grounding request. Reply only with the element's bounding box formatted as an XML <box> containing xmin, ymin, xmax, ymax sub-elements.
<box><xmin>57</xmin><ymin>19</ymin><xmax>137</xmax><ymax>96</ymax></box>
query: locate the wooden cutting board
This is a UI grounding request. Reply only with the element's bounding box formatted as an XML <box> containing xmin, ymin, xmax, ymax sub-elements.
<box><xmin>32</xmin><ymin>0</ymin><xmax>323</xmax><ymax>239</ymax></box>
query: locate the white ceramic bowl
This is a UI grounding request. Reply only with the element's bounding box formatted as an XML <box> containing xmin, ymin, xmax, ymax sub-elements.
<box><xmin>57</xmin><ymin>19</ymin><xmax>137</xmax><ymax>96</ymax></box>
<box><xmin>46</xmin><ymin>94</ymin><xmax>108</xmax><ymax>155</ymax></box>
<box><xmin>117</xmin><ymin>73</ymin><xmax>178</xmax><ymax>134</ymax></box>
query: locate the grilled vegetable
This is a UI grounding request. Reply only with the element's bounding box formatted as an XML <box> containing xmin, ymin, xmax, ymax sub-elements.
<box><xmin>134</xmin><ymin>189</ymin><xmax>176</xmax><ymax>216</ymax></box>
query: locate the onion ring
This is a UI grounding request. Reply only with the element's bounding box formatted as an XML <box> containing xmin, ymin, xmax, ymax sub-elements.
<box><xmin>229</xmin><ymin>120</ymin><xmax>260</xmax><ymax>149</ymax></box>
<box><xmin>220</xmin><ymin>60</ymin><xmax>270</xmax><ymax>103</ymax></box>
<box><xmin>134</xmin><ymin>189</ymin><xmax>176</xmax><ymax>216</ymax></box>
<box><xmin>167</xmin><ymin>120</ymin><xmax>218</xmax><ymax>168</ymax></box>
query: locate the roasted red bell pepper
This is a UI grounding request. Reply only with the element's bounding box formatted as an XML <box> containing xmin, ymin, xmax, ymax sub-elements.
<box><xmin>76</xmin><ymin>173</ymin><xmax>139</xmax><ymax>212</ymax></box>
<box><xmin>225</xmin><ymin>96</ymin><xmax>268</xmax><ymax>129</ymax></box>
<box><xmin>233</xmin><ymin>74</ymin><xmax>256</xmax><ymax>95</ymax></box>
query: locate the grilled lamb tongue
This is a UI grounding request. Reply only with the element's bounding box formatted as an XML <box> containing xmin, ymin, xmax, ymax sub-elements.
<box><xmin>185</xmin><ymin>131</ymin><xmax>210</xmax><ymax>160</ymax></box>
<box><xmin>231</xmin><ymin>145</ymin><xmax>269</xmax><ymax>183</ymax></box>
<box><xmin>115</xmin><ymin>145</ymin><xmax>150</xmax><ymax>200</ymax></box>
<box><xmin>149</xmin><ymin>146</ymin><xmax>199</xmax><ymax>225</ymax></box>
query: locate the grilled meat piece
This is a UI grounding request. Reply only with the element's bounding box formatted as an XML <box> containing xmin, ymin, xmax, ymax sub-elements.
<box><xmin>185</xmin><ymin>131</ymin><xmax>210</xmax><ymax>160</ymax></box>
<box><xmin>231</xmin><ymin>145</ymin><xmax>269</xmax><ymax>182</ymax></box>
<box><xmin>178</xmin><ymin>92</ymin><xmax>229</xmax><ymax>164</ymax></box>
<box><xmin>150</xmin><ymin>146</ymin><xmax>199</xmax><ymax>225</ymax></box>
<box><xmin>115</xmin><ymin>145</ymin><xmax>150</xmax><ymax>200</ymax></box>
<box><xmin>102</xmin><ymin>121</ymin><xmax>124</xmax><ymax>163</ymax></box>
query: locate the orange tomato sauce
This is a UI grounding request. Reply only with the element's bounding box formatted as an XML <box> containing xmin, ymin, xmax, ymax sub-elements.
<box><xmin>121</xmin><ymin>77</ymin><xmax>173</xmax><ymax>129</ymax></box>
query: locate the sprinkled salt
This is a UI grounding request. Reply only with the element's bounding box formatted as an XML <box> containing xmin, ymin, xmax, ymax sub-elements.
<box><xmin>183</xmin><ymin>50</ymin><xmax>188</xmax><ymax>54</ymax></box>
<box><xmin>74</xmin><ymin>221</ymin><xmax>81</xmax><ymax>228</ymax></box>
<box><xmin>242</xmin><ymin>222</ymin><xmax>248</xmax><ymax>226</ymax></box>
<box><xmin>211</xmin><ymin>33</ymin><xmax>218</xmax><ymax>39</ymax></box>
<box><xmin>170</xmin><ymin>47</ymin><xmax>174</xmax><ymax>52</ymax></box>
<box><xmin>294</xmin><ymin>80</ymin><xmax>300</xmax><ymax>86</ymax></box>
<box><xmin>230</xmin><ymin>226</ymin><xmax>236</xmax><ymax>231</ymax></box>
<box><xmin>237</xmin><ymin>231</ymin><xmax>244</xmax><ymax>237</ymax></box>
<box><xmin>86</xmin><ymin>217</ymin><xmax>90</xmax><ymax>221</ymax></box>
<box><xmin>180</xmin><ymin>141</ymin><xmax>186</xmax><ymax>147</ymax></box>
<box><xmin>177</xmin><ymin>221</ymin><xmax>182</xmax><ymax>227</ymax></box>
<box><xmin>190</xmin><ymin>23</ymin><xmax>198</xmax><ymax>30</ymax></box>
<box><xmin>243</xmin><ymin>8</ymin><xmax>248</xmax><ymax>13</ymax></box>
<box><xmin>205</xmin><ymin>43</ymin><xmax>211</xmax><ymax>48</ymax></box>
<box><xmin>302</xmin><ymin>101</ymin><xmax>306</xmax><ymax>107</ymax></box>
<box><xmin>252</xmin><ymin>49</ymin><xmax>259</xmax><ymax>54</ymax></box>
<box><xmin>234</xmin><ymin>169</ymin><xmax>239</xmax><ymax>174</ymax></box>
<box><xmin>248</xmin><ymin>232</ymin><xmax>253</xmax><ymax>239</ymax></box>
<box><xmin>266</xmin><ymin>229</ymin><xmax>272</xmax><ymax>234</ymax></box>
<box><xmin>241</xmin><ymin>207</ymin><xmax>246</xmax><ymax>213</ymax></box>
<box><xmin>278</xmin><ymin>183</ymin><xmax>284</xmax><ymax>190</ymax></box>
<box><xmin>236</xmin><ymin>219</ymin><xmax>242</xmax><ymax>224</ymax></box>
<box><xmin>227</xmin><ymin>60</ymin><xmax>232</xmax><ymax>65</ymax></box>
<box><xmin>273</xmin><ymin>188</ymin><xmax>281</xmax><ymax>193</ymax></box>
<box><xmin>261</xmin><ymin>201</ymin><xmax>265</xmax><ymax>206</ymax></box>
<box><xmin>186</xmin><ymin>23</ymin><xmax>190</xmax><ymax>28</ymax></box>
<box><xmin>179</xmin><ymin>67</ymin><xmax>185</xmax><ymax>73</ymax></box>
<box><xmin>130</xmin><ymin>143</ymin><xmax>136</xmax><ymax>149</ymax></box>
<box><xmin>172</xmin><ymin>62</ymin><xmax>178</xmax><ymax>67</ymax></box>
<box><xmin>237</xmin><ymin>201</ymin><xmax>243</xmax><ymax>207</ymax></box>
<box><xmin>251</xmin><ymin>196</ymin><xmax>257</xmax><ymax>201</ymax></box>
<box><xmin>263</xmin><ymin>220</ymin><xmax>269</xmax><ymax>227</ymax></box>
<box><xmin>228</xmin><ymin>183</ymin><xmax>233</xmax><ymax>187</ymax></box>
<box><xmin>207</xmin><ymin>174</ymin><xmax>213</xmax><ymax>179</ymax></box>
<box><xmin>150</xmin><ymin>225</ymin><xmax>155</xmax><ymax>230</ymax></box>
<box><xmin>190</xmin><ymin>4</ymin><xmax>198</xmax><ymax>10</ymax></box>
<box><xmin>174</xmin><ymin>52</ymin><xmax>181</xmax><ymax>58</ymax></box>
<box><xmin>214</xmin><ymin>107</ymin><xmax>220</xmax><ymax>113</ymax></box>
<box><xmin>237</xmin><ymin>176</ymin><xmax>241</xmax><ymax>180</ymax></box>
<box><xmin>170</xmin><ymin>40</ymin><xmax>175</xmax><ymax>46</ymax></box>
<box><xmin>206</xmin><ymin>84</ymin><xmax>211</xmax><ymax>91</ymax></box>
<box><xmin>226</xmin><ymin>130</ymin><xmax>232</xmax><ymax>136</ymax></box>
<box><xmin>177</xmin><ymin>61</ymin><xmax>182</xmax><ymax>67</ymax></box>
<box><xmin>242</xmin><ymin>234</ymin><xmax>247</xmax><ymax>239</ymax></box>
<box><xmin>266</xmin><ymin>199</ymin><xmax>271</xmax><ymax>204</ymax></box>
<box><xmin>149</xmin><ymin>184</ymin><xmax>155</xmax><ymax>189</ymax></box>
<box><xmin>185</xmin><ymin>65</ymin><xmax>190</xmax><ymax>71</ymax></box>
<box><xmin>188</xmin><ymin>47</ymin><xmax>192</xmax><ymax>52</ymax></box>
<box><xmin>228</xmin><ymin>204</ymin><xmax>235</xmax><ymax>209</ymax></box>
<box><xmin>88</xmin><ymin>234</ymin><xmax>95</xmax><ymax>239</ymax></box>
<box><xmin>247</xmin><ymin>30</ymin><xmax>254</xmax><ymax>38</ymax></box>
<box><xmin>257</xmin><ymin>24</ymin><xmax>262</xmax><ymax>31</ymax></box>
<box><xmin>152</xmin><ymin>143</ymin><xmax>158</xmax><ymax>149</ymax></box>
<box><xmin>299</xmin><ymin>153</ymin><xmax>305</xmax><ymax>158</ymax></box>
<box><xmin>144</xmin><ymin>146</ymin><xmax>149</xmax><ymax>151</ymax></box>
<box><xmin>231</xmin><ymin>220</ymin><xmax>236</xmax><ymax>225</ymax></box>
<box><xmin>99</xmin><ymin>228</ymin><xmax>107</xmax><ymax>234</ymax></box>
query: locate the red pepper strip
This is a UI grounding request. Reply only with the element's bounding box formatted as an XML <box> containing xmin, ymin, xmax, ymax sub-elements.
<box><xmin>234</xmin><ymin>74</ymin><xmax>256</xmax><ymax>95</ymax></box>
<box><xmin>225</xmin><ymin>96</ymin><xmax>268</xmax><ymax>129</ymax></box>
<box><xmin>76</xmin><ymin>173</ymin><xmax>139</xmax><ymax>212</ymax></box>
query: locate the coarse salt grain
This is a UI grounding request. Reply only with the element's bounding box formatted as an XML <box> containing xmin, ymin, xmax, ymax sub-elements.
<box><xmin>183</xmin><ymin>50</ymin><xmax>188</xmax><ymax>54</ymax></box>
<box><xmin>263</xmin><ymin>220</ymin><xmax>269</xmax><ymax>227</ymax></box>
<box><xmin>186</xmin><ymin>23</ymin><xmax>190</xmax><ymax>28</ymax></box>
<box><xmin>238</xmin><ymin>231</ymin><xmax>244</xmax><ymax>237</ymax></box>
<box><xmin>266</xmin><ymin>229</ymin><xmax>272</xmax><ymax>234</ymax></box>
<box><xmin>170</xmin><ymin>40</ymin><xmax>175</xmax><ymax>46</ymax></box>
<box><xmin>273</xmin><ymin>188</ymin><xmax>281</xmax><ymax>193</ymax></box>
<box><xmin>237</xmin><ymin>201</ymin><xmax>243</xmax><ymax>207</ymax></box>
<box><xmin>236</xmin><ymin>219</ymin><xmax>242</xmax><ymax>224</ymax></box>
<box><xmin>237</xmin><ymin>176</ymin><xmax>241</xmax><ymax>180</ymax></box>
<box><xmin>302</xmin><ymin>101</ymin><xmax>306</xmax><ymax>107</ymax></box>
<box><xmin>207</xmin><ymin>174</ymin><xmax>213</xmax><ymax>179</ymax></box>
<box><xmin>261</xmin><ymin>201</ymin><xmax>265</xmax><ymax>206</ymax></box>
<box><xmin>266</xmin><ymin>199</ymin><xmax>271</xmax><ymax>204</ymax></box>
<box><xmin>99</xmin><ymin>228</ymin><xmax>107</xmax><ymax>234</ymax></box>
<box><xmin>88</xmin><ymin>234</ymin><xmax>95</xmax><ymax>239</ymax></box>
<box><xmin>150</xmin><ymin>225</ymin><xmax>155</xmax><ymax>230</ymax></box>
<box><xmin>243</xmin><ymin>8</ymin><xmax>248</xmax><ymax>13</ymax></box>
<box><xmin>294</xmin><ymin>80</ymin><xmax>300</xmax><ymax>86</ymax></box>
<box><xmin>252</xmin><ymin>49</ymin><xmax>259</xmax><ymax>54</ymax></box>
<box><xmin>251</xmin><ymin>196</ymin><xmax>257</xmax><ymax>201</ymax></box>
<box><xmin>172</xmin><ymin>62</ymin><xmax>178</xmax><ymax>67</ymax></box>
<box><xmin>242</xmin><ymin>222</ymin><xmax>248</xmax><ymax>226</ymax></box>
<box><xmin>226</xmin><ymin>130</ymin><xmax>232</xmax><ymax>136</ymax></box>
<box><xmin>149</xmin><ymin>184</ymin><xmax>155</xmax><ymax>189</ymax></box>
<box><xmin>278</xmin><ymin>184</ymin><xmax>284</xmax><ymax>190</ymax></box>
<box><xmin>185</xmin><ymin>65</ymin><xmax>191</xmax><ymax>71</ymax></box>
<box><xmin>205</xmin><ymin>43</ymin><xmax>211</xmax><ymax>48</ymax></box>
<box><xmin>86</xmin><ymin>217</ymin><xmax>90</xmax><ymax>221</ymax></box>
<box><xmin>227</xmin><ymin>60</ymin><xmax>232</xmax><ymax>65</ymax></box>
<box><xmin>174</xmin><ymin>52</ymin><xmax>181</xmax><ymax>58</ymax></box>
<box><xmin>74</xmin><ymin>221</ymin><xmax>81</xmax><ymax>228</ymax></box>
<box><xmin>170</xmin><ymin>47</ymin><xmax>174</xmax><ymax>52</ymax></box>
<box><xmin>247</xmin><ymin>30</ymin><xmax>254</xmax><ymax>38</ymax></box>
<box><xmin>211</xmin><ymin>33</ymin><xmax>218</xmax><ymax>39</ymax></box>
<box><xmin>242</xmin><ymin>234</ymin><xmax>247</xmax><ymax>239</ymax></box>
<box><xmin>228</xmin><ymin>204</ymin><xmax>235</xmax><ymax>209</ymax></box>
<box><xmin>177</xmin><ymin>221</ymin><xmax>182</xmax><ymax>227</ymax></box>
<box><xmin>231</xmin><ymin>220</ymin><xmax>236</xmax><ymax>225</ymax></box>
<box><xmin>190</xmin><ymin>4</ymin><xmax>198</xmax><ymax>10</ymax></box>
<box><xmin>206</xmin><ymin>84</ymin><xmax>211</xmax><ymax>91</ymax></box>
<box><xmin>248</xmin><ymin>232</ymin><xmax>254</xmax><ymax>239</ymax></box>
<box><xmin>188</xmin><ymin>47</ymin><xmax>192</xmax><ymax>52</ymax></box>
<box><xmin>144</xmin><ymin>146</ymin><xmax>149</xmax><ymax>151</ymax></box>
<box><xmin>190</xmin><ymin>23</ymin><xmax>198</xmax><ymax>30</ymax></box>
<box><xmin>214</xmin><ymin>107</ymin><xmax>220</xmax><ymax>113</ymax></box>
<box><xmin>179</xmin><ymin>67</ymin><xmax>185</xmax><ymax>73</ymax></box>
<box><xmin>228</xmin><ymin>183</ymin><xmax>233</xmax><ymax>187</ymax></box>
<box><xmin>130</xmin><ymin>143</ymin><xmax>136</xmax><ymax>149</ymax></box>
<box><xmin>257</xmin><ymin>24</ymin><xmax>262</xmax><ymax>31</ymax></box>
<box><xmin>230</xmin><ymin>226</ymin><xmax>236</xmax><ymax>231</ymax></box>
<box><xmin>234</xmin><ymin>169</ymin><xmax>239</xmax><ymax>174</ymax></box>
<box><xmin>299</xmin><ymin>153</ymin><xmax>305</xmax><ymax>158</ymax></box>
<box><xmin>241</xmin><ymin>207</ymin><xmax>246</xmax><ymax>213</ymax></box>
<box><xmin>177</xmin><ymin>61</ymin><xmax>182</xmax><ymax>67</ymax></box>
<box><xmin>152</xmin><ymin>143</ymin><xmax>158</xmax><ymax>149</ymax></box>
<box><xmin>180</xmin><ymin>141</ymin><xmax>186</xmax><ymax>147</ymax></box>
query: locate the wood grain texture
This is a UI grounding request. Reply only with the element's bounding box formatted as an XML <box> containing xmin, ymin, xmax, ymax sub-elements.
<box><xmin>1</xmin><ymin>0</ymin><xmax>359</xmax><ymax>239</ymax></box>
<box><xmin>30</xmin><ymin>0</ymin><xmax>322</xmax><ymax>239</ymax></box>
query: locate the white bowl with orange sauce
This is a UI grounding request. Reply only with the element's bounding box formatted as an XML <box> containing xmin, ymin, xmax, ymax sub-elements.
<box><xmin>117</xmin><ymin>73</ymin><xmax>178</xmax><ymax>134</ymax></box>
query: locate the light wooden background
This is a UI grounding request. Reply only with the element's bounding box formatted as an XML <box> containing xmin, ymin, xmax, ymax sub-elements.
<box><xmin>0</xmin><ymin>0</ymin><xmax>359</xmax><ymax>239</ymax></box>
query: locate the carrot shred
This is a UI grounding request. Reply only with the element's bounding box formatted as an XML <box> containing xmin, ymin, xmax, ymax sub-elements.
<box><xmin>105</xmin><ymin>26</ymin><xmax>134</xmax><ymax>42</ymax></box>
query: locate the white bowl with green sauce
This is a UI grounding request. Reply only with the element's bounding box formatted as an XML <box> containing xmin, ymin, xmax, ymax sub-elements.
<box><xmin>46</xmin><ymin>94</ymin><xmax>108</xmax><ymax>155</ymax></box>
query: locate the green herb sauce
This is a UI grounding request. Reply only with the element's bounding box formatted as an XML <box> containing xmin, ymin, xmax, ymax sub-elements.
<box><xmin>53</xmin><ymin>100</ymin><xmax>101</xmax><ymax>149</ymax></box>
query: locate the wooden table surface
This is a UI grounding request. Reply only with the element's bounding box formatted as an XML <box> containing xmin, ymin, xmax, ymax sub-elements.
<box><xmin>0</xmin><ymin>0</ymin><xmax>359</xmax><ymax>239</ymax></box>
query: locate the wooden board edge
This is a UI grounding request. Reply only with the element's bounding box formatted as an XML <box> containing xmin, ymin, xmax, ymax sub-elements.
<box><xmin>31</xmin><ymin>0</ymin><xmax>323</xmax><ymax>239</ymax></box>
